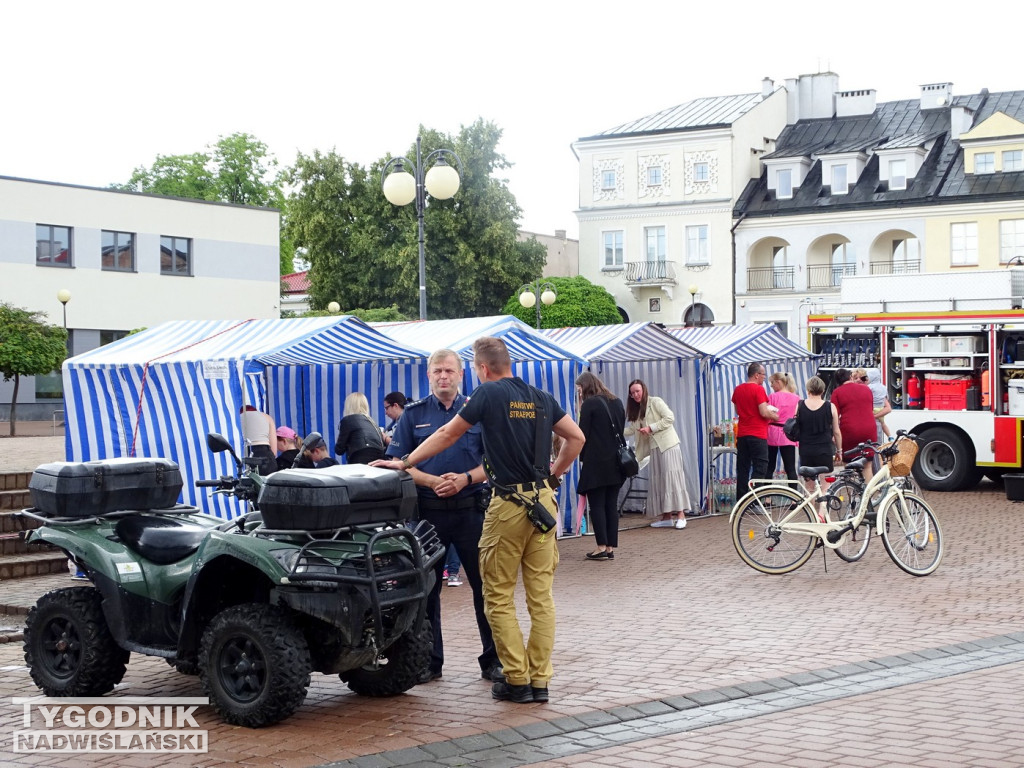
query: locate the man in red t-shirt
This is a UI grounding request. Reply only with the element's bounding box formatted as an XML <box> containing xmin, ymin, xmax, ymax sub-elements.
<box><xmin>731</xmin><ymin>362</ymin><xmax>780</xmax><ymax>498</ymax></box>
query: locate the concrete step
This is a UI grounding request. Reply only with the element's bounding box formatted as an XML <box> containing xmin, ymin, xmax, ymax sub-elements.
<box><xmin>0</xmin><ymin>531</ymin><xmax>57</xmax><ymax>556</ymax></box>
<box><xmin>0</xmin><ymin>510</ymin><xmax>41</xmax><ymax>534</ymax></box>
<box><xmin>0</xmin><ymin>572</ymin><xmax>76</xmax><ymax>615</ymax></box>
<box><xmin>0</xmin><ymin>551</ymin><xmax>69</xmax><ymax>580</ymax></box>
<box><xmin>0</xmin><ymin>471</ymin><xmax>32</xmax><ymax>492</ymax></box>
<box><xmin>0</xmin><ymin>489</ymin><xmax>31</xmax><ymax>511</ymax></box>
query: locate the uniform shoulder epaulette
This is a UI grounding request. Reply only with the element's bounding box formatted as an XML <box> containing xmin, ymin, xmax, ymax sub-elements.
<box><xmin>403</xmin><ymin>396</ymin><xmax>430</xmax><ymax>411</ymax></box>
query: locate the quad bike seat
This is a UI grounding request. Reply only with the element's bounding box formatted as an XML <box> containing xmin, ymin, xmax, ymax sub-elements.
<box><xmin>114</xmin><ymin>514</ymin><xmax>209</xmax><ymax>565</ymax></box>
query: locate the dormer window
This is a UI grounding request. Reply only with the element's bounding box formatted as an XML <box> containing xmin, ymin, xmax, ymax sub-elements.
<box><xmin>889</xmin><ymin>159</ymin><xmax>907</xmax><ymax>190</ymax></box>
<box><xmin>831</xmin><ymin>165</ymin><xmax>848</xmax><ymax>195</ymax></box>
<box><xmin>1004</xmin><ymin>150</ymin><xmax>1023</xmax><ymax>172</ymax></box>
<box><xmin>777</xmin><ymin>169</ymin><xmax>793</xmax><ymax>199</ymax></box>
<box><xmin>601</xmin><ymin>170</ymin><xmax>617</xmax><ymax>190</ymax></box>
<box><xmin>976</xmin><ymin>152</ymin><xmax>995</xmax><ymax>174</ymax></box>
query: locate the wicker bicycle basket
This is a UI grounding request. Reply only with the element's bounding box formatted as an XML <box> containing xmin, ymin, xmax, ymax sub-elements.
<box><xmin>888</xmin><ymin>439</ymin><xmax>919</xmax><ymax>477</ymax></box>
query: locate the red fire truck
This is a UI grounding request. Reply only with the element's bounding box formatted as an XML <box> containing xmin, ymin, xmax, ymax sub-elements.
<box><xmin>807</xmin><ymin>307</ymin><xmax>1024</xmax><ymax>491</ymax></box>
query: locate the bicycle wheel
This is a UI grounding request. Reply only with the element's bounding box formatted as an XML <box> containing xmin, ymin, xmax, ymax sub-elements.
<box><xmin>879</xmin><ymin>492</ymin><xmax>943</xmax><ymax>576</ymax></box>
<box><xmin>731</xmin><ymin>488</ymin><xmax>816</xmax><ymax>575</ymax></box>
<box><xmin>827</xmin><ymin>480</ymin><xmax>871</xmax><ymax>563</ymax></box>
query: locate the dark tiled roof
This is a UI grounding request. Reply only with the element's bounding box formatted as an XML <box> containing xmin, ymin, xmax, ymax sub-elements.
<box><xmin>583</xmin><ymin>93</ymin><xmax>765</xmax><ymax>138</ymax></box>
<box><xmin>736</xmin><ymin>91</ymin><xmax>1024</xmax><ymax>217</ymax></box>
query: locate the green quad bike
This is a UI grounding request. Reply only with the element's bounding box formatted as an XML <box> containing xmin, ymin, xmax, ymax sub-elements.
<box><xmin>17</xmin><ymin>431</ymin><xmax>442</xmax><ymax>728</ymax></box>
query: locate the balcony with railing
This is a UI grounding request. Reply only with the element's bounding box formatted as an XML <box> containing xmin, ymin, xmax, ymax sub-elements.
<box><xmin>807</xmin><ymin>264</ymin><xmax>854</xmax><ymax>292</ymax></box>
<box><xmin>623</xmin><ymin>260</ymin><xmax>677</xmax><ymax>285</ymax></box>
<box><xmin>869</xmin><ymin>259</ymin><xmax>921</xmax><ymax>275</ymax></box>
<box><xmin>746</xmin><ymin>266</ymin><xmax>794</xmax><ymax>293</ymax></box>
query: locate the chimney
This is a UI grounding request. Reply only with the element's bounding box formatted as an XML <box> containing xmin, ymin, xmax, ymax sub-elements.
<box><xmin>788</xmin><ymin>72</ymin><xmax>839</xmax><ymax>122</ymax></box>
<box><xmin>950</xmin><ymin>105</ymin><xmax>975</xmax><ymax>140</ymax></box>
<box><xmin>836</xmin><ymin>88</ymin><xmax>877</xmax><ymax>117</ymax></box>
<box><xmin>555</xmin><ymin>229</ymin><xmax>566</xmax><ymax>240</ymax></box>
<box><xmin>762</xmin><ymin>77</ymin><xmax>774</xmax><ymax>98</ymax></box>
<box><xmin>921</xmin><ymin>82</ymin><xmax>953</xmax><ymax>110</ymax></box>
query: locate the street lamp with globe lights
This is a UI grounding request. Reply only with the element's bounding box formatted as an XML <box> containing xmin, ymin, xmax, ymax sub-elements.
<box><xmin>327</xmin><ymin>301</ymin><xmax>341</xmax><ymax>314</ymax></box>
<box><xmin>518</xmin><ymin>280</ymin><xmax>557</xmax><ymax>329</ymax></box>
<box><xmin>381</xmin><ymin>135</ymin><xmax>463</xmax><ymax>321</ymax></box>
<box><xmin>686</xmin><ymin>284</ymin><xmax>699</xmax><ymax>327</ymax></box>
<box><xmin>57</xmin><ymin>289</ymin><xmax>71</xmax><ymax>350</ymax></box>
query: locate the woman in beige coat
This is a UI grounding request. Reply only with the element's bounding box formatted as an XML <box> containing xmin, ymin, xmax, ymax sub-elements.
<box><xmin>624</xmin><ymin>379</ymin><xmax>693</xmax><ymax>529</ymax></box>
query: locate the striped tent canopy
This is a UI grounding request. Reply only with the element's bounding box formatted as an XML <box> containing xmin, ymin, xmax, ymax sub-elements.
<box><xmin>540</xmin><ymin>323</ymin><xmax>706</xmax><ymax>520</ymax></box>
<box><xmin>62</xmin><ymin>316</ymin><xmax>430</xmax><ymax>518</ymax></box>
<box><xmin>373</xmin><ymin>315</ymin><xmax>588</xmax><ymax>533</ymax></box>
<box><xmin>669</xmin><ymin>324</ymin><xmax>821</xmax><ymax>509</ymax></box>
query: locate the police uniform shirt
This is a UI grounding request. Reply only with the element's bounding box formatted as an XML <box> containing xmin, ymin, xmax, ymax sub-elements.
<box><xmin>386</xmin><ymin>393</ymin><xmax>484</xmax><ymax>499</ymax></box>
<box><xmin>458</xmin><ymin>378</ymin><xmax>566</xmax><ymax>486</ymax></box>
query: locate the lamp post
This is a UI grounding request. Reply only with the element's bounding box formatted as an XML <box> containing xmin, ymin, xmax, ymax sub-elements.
<box><xmin>57</xmin><ymin>289</ymin><xmax>71</xmax><ymax>350</ymax></box>
<box><xmin>518</xmin><ymin>280</ymin><xmax>557</xmax><ymax>329</ymax></box>
<box><xmin>381</xmin><ymin>135</ymin><xmax>463</xmax><ymax>320</ymax></box>
<box><xmin>686</xmin><ymin>284</ymin><xmax>699</xmax><ymax>327</ymax></box>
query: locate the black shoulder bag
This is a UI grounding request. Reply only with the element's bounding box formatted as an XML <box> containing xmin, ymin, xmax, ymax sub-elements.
<box><xmin>596</xmin><ymin>396</ymin><xmax>638</xmax><ymax>477</ymax></box>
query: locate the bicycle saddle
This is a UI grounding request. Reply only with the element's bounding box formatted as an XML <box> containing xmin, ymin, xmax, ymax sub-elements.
<box><xmin>799</xmin><ymin>465</ymin><xmax>832</xmax><ymax>478</ymax></box>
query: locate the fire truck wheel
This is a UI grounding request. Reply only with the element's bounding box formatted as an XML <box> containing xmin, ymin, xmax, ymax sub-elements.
<box><xmin>915</xmin><ymin>427</ymin><xmax>983</xmax><ymax>491</ymax></box>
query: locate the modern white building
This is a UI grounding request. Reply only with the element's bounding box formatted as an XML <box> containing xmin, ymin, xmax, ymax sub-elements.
<box><xmin>0</xmin><ymin>175</ymin><xmax>280</xmax><ymax>420</ymax></box>
<box><xmin>572</xmin><ymin>79</ymin><xmax>788</xmax><ymax>326</ymax></box>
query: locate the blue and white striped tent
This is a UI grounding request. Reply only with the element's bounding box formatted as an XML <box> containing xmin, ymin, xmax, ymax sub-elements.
<box><xmin>62</xmin><ymin>316</ymin><xmax>429</xmax><ymax>519</ymax></box>
<box><xmin>373</xmin><ymin>315</ymin><xmax>588</xmax><ymax>532</ymax></box>
<box><xmin>669</xmin><ymin>324</ymin><xmax>821</xmax><ymax>501</ymax></box>
<box><xmin>540</xmin><ymin>323</ymin><xmax>706</xmax><ymax>518</ymax></box>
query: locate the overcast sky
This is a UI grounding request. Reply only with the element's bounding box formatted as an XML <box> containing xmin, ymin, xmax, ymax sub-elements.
<box><xmin>4</xmin><ymin>1</ymin><xmax>1021</xmax><ymax>241</ymax></box>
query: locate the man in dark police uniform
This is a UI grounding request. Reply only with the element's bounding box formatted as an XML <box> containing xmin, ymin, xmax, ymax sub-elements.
<box><xmin>376</xmin><ymin>337</ymin><xmax>584</xmax><ymax>704</ymax></box>
<box><xmin>385</xmin><ymin>348</ymin><xmax>501</xmax><ymax>685</ymax></box>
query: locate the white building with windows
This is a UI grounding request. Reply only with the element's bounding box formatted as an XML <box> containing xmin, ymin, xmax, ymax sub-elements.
<box><xmin>733</xmin><ymin>76</ymin><xmax>1024</xmax><ymax>342</ymax></box>
<box><xmin>572</xmin><ymin>80</ymin><xmax>788</xmax><ymax>326</ymax></box>
<box><xmin>0</xmin><ymin>175</ymin><xmax>280</xmax><ymax>420</ymax></box>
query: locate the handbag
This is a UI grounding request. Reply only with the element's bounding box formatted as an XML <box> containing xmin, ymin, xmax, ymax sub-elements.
<box><xmin>782</xmin><ymin>400</ymin><xmax>802</xmax><ymax>441</ymax></box>
<box><xmin>597</xmin><ymin>396</ymin><xmax>638</xmax><ymax>477</ymax></box>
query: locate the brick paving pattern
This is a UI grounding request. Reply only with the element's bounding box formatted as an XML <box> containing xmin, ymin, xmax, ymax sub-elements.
<box><xmin>0</xmin><ymin>427</ymin><xmax>1022</xmax><ymax>766</ymax></box>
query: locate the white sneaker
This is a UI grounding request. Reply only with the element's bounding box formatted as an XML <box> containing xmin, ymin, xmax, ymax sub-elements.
<box><xmin>651</xmin><ymin>519</ymin><xmax>675</xmax><ymax>528</ymax></box>
<box><xmin>674</xmin><ymin>517</ymin><xmax>687</xmax><ymax>529</ymax></box>
<box><xmin>447</xmin><ymin>574</ymin><xmax>463</xmax><ymax>587</ymax></box>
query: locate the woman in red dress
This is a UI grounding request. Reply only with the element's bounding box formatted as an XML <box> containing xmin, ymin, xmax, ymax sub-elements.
<box><xmin>829</xmin><ymin>368</ymin><xmax>878</xmax><ymax>478</ymax></box>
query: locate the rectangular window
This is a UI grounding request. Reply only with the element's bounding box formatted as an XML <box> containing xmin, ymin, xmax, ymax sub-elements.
<box><xmin>830</xmin><ymin>242</ymin><xmax>855</xmax><ymax>285</ymax></box>
<box><xmin>160</xmin><ymin>236</ymin><xmax>192</xmax><ymax>275</ymax></box>
<box><xmin>951</xmin><ymin>222</ymin><xmax>978</xmax><ymax>265</ymax></box>
<box><xmin>647</xmin><ymin>166</ymin><xmax>662</xmax><ymax>186</ymax></box>
<box><xmin>772</xmin><ymin>245</ymin><xmax>793</xmax><ymax>289</ymax></box>
<box><xmin>975</xmin><ymin>152</ymin><xmax>995</xmax><ymax>174</ymax></box>
<box><xmin>602</xmin><ymin>230</ymin><xmax>624</xmax><ymax>268</ymax></box>
<box><xmin>889</xmin><ymin>159</ymin><xmax>907</xmax><ymax>190</ymax></box>
<box><xmin>36</xmin><ymin>224</ymin><xmax>72</xmax><ymax>267</ymax></box>
<box><xmin>100</xmin><ymin>330</ymin><xmax>129</xmax><ymax>346</ymax></box>
<box><xmin>644</xmin><ymin>226</ymin><xmax>666</xmax><ymax>262</ymax></box>
<box><xmin>601</xmin><ymin>170</ymin><xmax>616</xmax><ymax>190</ymax></box>
<box><xmin>694</xmin><ymin>162</ymin><xmax>709</xmax><ymax>183</ymax></box>
<box><xmin>777</xmin><ymin>169</ymin><xmax>792</xmax><ymax>199</ymax></box>
<box><xmin>101</xmin><ymin>230</ymin><xmax>135</xmax><ymax>271</ymax></box>
<box><xmin>831</xmin><ymin>165</ymin><xmax>848</xmax><ymax>194</ymax></box>
<box><xmin>1000</xmin><ymin>219</ymin><xmax>1024</xmax><ymax>264</ymax></box>
<box><xmin>1003</xmin><ymin>150</ymin><xmax>1023</xmax><ymax>172</ymax></box>
<box><xmin>685</xmin><ymin>225</ymin><xmax>708</xmax><ymax>264</ymax></box>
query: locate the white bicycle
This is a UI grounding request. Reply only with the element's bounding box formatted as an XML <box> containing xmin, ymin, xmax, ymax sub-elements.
<box><xmin>730</xmin><ymin>433</ymin><xmax>942</xmax><ymax>577</ymax></box>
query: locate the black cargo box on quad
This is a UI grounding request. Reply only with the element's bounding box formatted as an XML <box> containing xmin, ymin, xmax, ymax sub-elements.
<box><xmin>259</xmin><ymin>464</ymin><xmax>417</xmax><ymax>530</ymax></box>
<box><xmin>29</xmin><ymin>458</ymin><xmax>184</xmax><ymax>517</ymax></box>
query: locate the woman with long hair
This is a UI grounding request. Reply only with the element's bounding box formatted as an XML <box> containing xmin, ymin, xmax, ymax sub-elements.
<box><xmin>624</xmin><ymin>379</ymin><xmax>692</xmax><ymax>529</ymax></box>
<box><xmin>576</xmin><ymin>371</ymin><xmax>627</xmax><ymax>560</ymax></box>
<box><xmin>334</xmin><ymin>392</ymin><xmax>386</xmax><ymax>465</ymax></box>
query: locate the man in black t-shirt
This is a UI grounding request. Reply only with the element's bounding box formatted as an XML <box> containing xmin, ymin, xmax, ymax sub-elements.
<box><xmin>374</xmin><ymin>336</ymin><xmax>584</xmax><ymax>704</ymax></box>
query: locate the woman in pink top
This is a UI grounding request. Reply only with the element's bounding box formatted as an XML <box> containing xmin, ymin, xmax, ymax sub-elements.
<box><xmin>767</xmin><ymin>372</ymin><xmax>800</xmax><ymax>483</ymax></box>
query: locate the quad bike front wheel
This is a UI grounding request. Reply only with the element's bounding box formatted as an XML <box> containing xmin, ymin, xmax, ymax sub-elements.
<box><xmin>24</xmin><ymin>587</ymin><xmax>129</xmax><ymax>696</ymax></box>
<box><xmin>342</xmin><ymin>619</ymin><xmax>432</xmax><ymax>697</ymax></box>
<box><xmin>199</xmin><ymin>604</ymin><xmax>311</xmax><ymax>728</ymax></box>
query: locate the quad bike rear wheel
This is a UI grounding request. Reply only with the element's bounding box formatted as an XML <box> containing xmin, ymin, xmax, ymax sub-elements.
<box><xmin>342</xmin><ymin>620</ymin><xmax>432</xmax><ymax>697</ymax></box>
<box><xmin>24</xmin><ymin>587</ymin><xmax>129</xmax><ymax>696</ymax></box>
<box><xmin>199</xmin><ymin>603</ymin><xmax>311</xmax><ymax>728</ymax></box>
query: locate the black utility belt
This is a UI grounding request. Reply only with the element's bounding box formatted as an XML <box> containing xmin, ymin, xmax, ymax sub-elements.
<box><xmin>417</xmin><ymin>492</ymin><xmax>486</xmax><ymax>511</ymax></box>
<box><xmin>500</xmin><ymin>477</ymin><xmax>559</xmax><ymax>494</ymax></box>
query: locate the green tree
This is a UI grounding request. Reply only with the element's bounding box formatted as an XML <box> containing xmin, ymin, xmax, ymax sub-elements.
<box><xmin>111</xmin><ymin>133</ymin><xmax>294</xmax><ymax>274</ymax></box>
<box><xmin>0</xmin><ymin>303</ymin><xmax>68</xmax><ymax>436</ymax></box>
<box><xmin>285</xmin><ymin>120</ymin><xmax>547</xmax><ymax>319</ymax></box>
<box><xmin>501</xmin><ymin>276</ymin><xmax>623</xmax><ymax>329</ymax></box>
